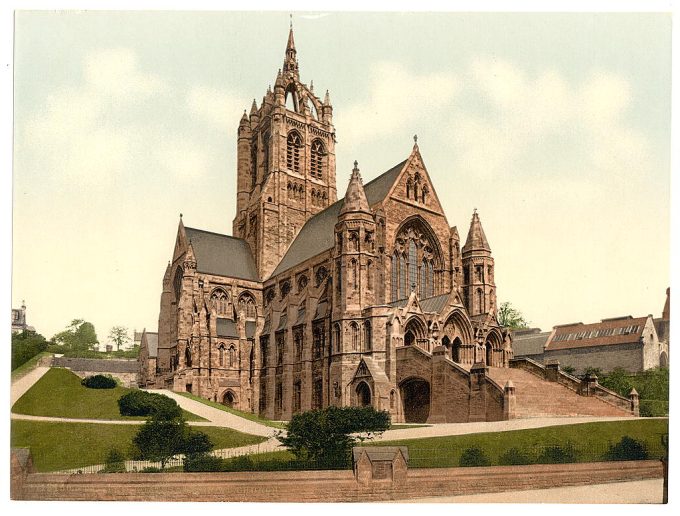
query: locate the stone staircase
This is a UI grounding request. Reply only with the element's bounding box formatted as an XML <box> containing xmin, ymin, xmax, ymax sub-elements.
<box><xmin>487</xmin><ymin>367</ymin><xmax>632</xmax><ymax>418</ymax></box>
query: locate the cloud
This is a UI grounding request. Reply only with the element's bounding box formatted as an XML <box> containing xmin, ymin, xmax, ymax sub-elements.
<box><xmin>447</xmin><ymin>58</ymin><xmax>650</xmax><ymax>185</ymax></box>
<box><xmin>336</xmin><ymin>62</ymin><xmax>459</xmax><ymax>146</ymax></box>
<box><xmin>187</xmin><ymin>86</ymin><xmax>249</xmax><ymax>130</ymax></box>
<box><xmin>17</xmin><ymin>48</ymin><xmax>231</xmax><ymax>188</ymax></box>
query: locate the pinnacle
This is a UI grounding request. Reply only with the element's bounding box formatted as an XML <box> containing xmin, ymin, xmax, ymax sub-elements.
<box><xmin>340</xmin><ymin>161</ymin><xmax>371</xmax><ymax>215</ymax></box>
<box><xmin>462</xmin><ymin>209</ymin><xmax>491</xmax><ymax>253</ymax></box>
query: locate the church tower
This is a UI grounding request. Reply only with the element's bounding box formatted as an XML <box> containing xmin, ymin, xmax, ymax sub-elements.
<box><xmin>232</xmin><ymin>26</ymin><xmax>337</xmax><ymax>279</ymax></box>
<box><xmin>461</xmin><ymin>210</ymin><xmax>497</xmax><ymax>317</ymax></box>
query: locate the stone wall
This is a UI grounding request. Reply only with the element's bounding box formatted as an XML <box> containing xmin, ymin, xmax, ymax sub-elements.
<box><xmin>14</xmin><ymin>460</ymin><xmax>662</xmax><ymax>502</ymax></box>
<box><xmin>544</xmin><ymin>342</ymin><xmax>644</xmax><ymax>374</ymax></box>
<box><xmin>51</xmin><ymin>358</ymin><xmax>140</xmax><ymax>388</ymax></box>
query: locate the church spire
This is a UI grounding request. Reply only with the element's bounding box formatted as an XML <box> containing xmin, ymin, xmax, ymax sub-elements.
<box><xmin>283</xmin><ymin>21</ymin><xmax>298</xmax><ymax>76</ymax></box>
<box><xmin>340</xmin><ymin>161</ymin><xmax>371</xmax><ymax>215</ymax></box>
<box><xmin>462</xmin><ymin>209</ymin><xmax>491</xmax><ymax>253</ymax></box>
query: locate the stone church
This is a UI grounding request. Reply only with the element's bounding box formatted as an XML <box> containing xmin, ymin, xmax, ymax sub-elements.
<box><xmin>148</xmin><ymin>28</ymin><xmax>635</xmax><ymax>423</ymax></box>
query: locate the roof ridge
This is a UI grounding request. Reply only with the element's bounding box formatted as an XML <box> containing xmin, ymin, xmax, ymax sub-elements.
<box><xmin>184</xmin><ymin>226</ymin><xmax>247</xmax><ymax>242</ymax></box>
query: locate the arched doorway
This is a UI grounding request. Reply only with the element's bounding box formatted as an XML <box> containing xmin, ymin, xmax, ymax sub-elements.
<box><xmin>356</xmin><ymin>382</ymin><xmax>371</xmax><ymax>407</ymax></box>
<box><xmin>485</xmin><ymin>342</ymin><xmax>493</xmax><ymax>366</ymax></box>
<box><xmin>400</xmin><ymin>378</ymin><xmax>430</xmax><ymax>423</ymax></box>
<box><xmin>404</xmin><ymin>330</ymin><xmax>415</xmax><ymax>346</ymax></box>
<box><xmin>223</xmin><ymin>391</ymin><xmax>235</xmax><ymax>408</ymax></box>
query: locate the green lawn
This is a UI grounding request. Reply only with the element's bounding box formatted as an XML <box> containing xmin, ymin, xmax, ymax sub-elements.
<box><xmin>176</xmin><ymin>391</ymin><xmax>287</xmax><ymax>429</ymax></box>
<box><xmin>10</xmin><ymin>420</ymin><xmax>267</xmax><ymax>472</ymax></box>
<box><xmin>12</xmin><ymin>368</ymin><xmax>206</xmax><ymax>422</ymax></box>
<box><xmin>215</xmin><ymin>419</ymin><xmax>668</xmax><ymax>471</ymax></box>
<box><xmin>375</xmin><ymin>419</ymin><xmax>669</xmax><ymax>468</ymax></box>
<box><xmin>11</xmin><ymin>352</ymin><xmax>51</xmax><ymax>381</ymax></box>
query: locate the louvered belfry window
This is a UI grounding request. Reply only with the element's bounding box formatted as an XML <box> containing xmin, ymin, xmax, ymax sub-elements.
<box><xmin>287</xmin><ymin>132</ymin><xmax>302</xmax><ymax>173</ymax></box>
<box><xmin>310</xmin><ymin>139</ymin><xmax>324</xmax><ymax>179</ymax></box>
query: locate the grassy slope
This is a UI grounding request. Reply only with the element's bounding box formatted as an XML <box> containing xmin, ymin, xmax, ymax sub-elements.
<box><xmin>176</xmin><ymin>391</ymin><xmax>287</xmax><ymax>429</ymax></box>
<box><xmin>12</xmin><ymin>368</ymin><xmax>205</xmax><ymax>422</ymax></box>
<box><xmin>11</xmin><ymin>352</ymin><xmax>51</xmax><ymax>381</ymax></box>
<box><xmin>376</xmin><ymin>419</ymin><xmax>669</xmax><ymax>467</ymax></box>
<box><xmin>10</xmin><ymin>420</ymin><xmax>267</xmax><ymax>472</ymax></box>
<box><xmin>224</xmin><ymin>419</ymin><xmax>668</xmax><ymax>469</ymax></box>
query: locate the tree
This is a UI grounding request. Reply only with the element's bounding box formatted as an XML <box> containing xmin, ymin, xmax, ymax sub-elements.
<box><xmin>109</xmin><ymin>326</ymin><xmax>131</xmax><ymax>352</ymax></box>
<box><xmin>132</xmin><ymin>416</ymin><xmax>188</xmax><ymax>469</ymax></box>
<box><xmin>52</xmin><ymin>319</ymin><xmax>99</xmax><ymax>352</ymax></box>
<box><xmin>279</xmin><ymin>406</ymin><xmax>391</xmax><ymax>467</ymax></box>
<box><xmin>497</xmin><ymin>302</ymin><xmax>530</xmax><ymax>329</ymax></box>
<box><xmin>11</xmin><ymin>330</ymin><xmax>48</xmax><ymax>370</ymax></box>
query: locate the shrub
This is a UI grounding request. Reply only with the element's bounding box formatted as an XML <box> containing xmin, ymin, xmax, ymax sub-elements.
<box><xmin>459</xmin><ymin>446</ymin><xmax>491</xmax><ymax>467</ymax></box>
<box><xmin>183</xmin><ymin>431</ymin><xmax>214</xmax><ymax>455</ymax></box>
<box><xmin>184</xmin><ymin>454</ymin><xmax>223</xmax><ymax>472</ymax></box>
<box><xmin>141</xmin><ymin>466</ymin><xmax>162</xmax><ymax>473</ymax></box>
<box><xmin>81</xmin><ymin>374</ymin><xmax>117</xmax><ymax>389</ymax></box>
<box><xmin>118</xmin><ymin>390</ymin><xmax>182</xmax><ymax>419</ymax></box>
<box><xmin>11</xmin><ymin>331</ymin><xmax>48</xmax><ymax>370</ymax></box>
<box><xmin>102</xmin><ymin>448</ymin><xmax>126</xmax><ymax>472</ymax></box>
<box><xmin>537</xmin><ymin>443</ymin><xmax>578</xmax><ymax>464</ymax></box>
<box><xmin>603</xmin><ymin>436</ymin><xmax>649</xmax><ymax>461</ymax></box>
<box><xmin>222</xmin><ymin>455</ymin><xmax>255</xmax><ymax>472</ymax></box>
<box><xmin>498</xmin><ymin>447</ymin><xmax>533</xmax><ymax>466</ymax></box>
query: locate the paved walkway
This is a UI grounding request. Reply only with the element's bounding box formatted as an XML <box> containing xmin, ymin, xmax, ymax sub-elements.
<box><xmin>10</xmin><ymin>366</ymin><xmax>49</xmax><ymax>407</ymax></box>
<box><xmin>145</xmin><ymin>389</ymin><xmax>276</xmax><ymax>437</ymax></box>
<box><xmin>376</xmin><ymin>416</ymin><xmax>646</xmax><ymax>441</ymax></box>
<box><xmin>401</xmin><ymin>478</ymin><xmax>664</xmax><ymax>504</ymax></box>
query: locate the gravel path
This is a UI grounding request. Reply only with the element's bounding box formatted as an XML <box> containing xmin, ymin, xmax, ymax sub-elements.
<box><xmin>145</xmin><ymin>389</ymin><xmax>277</xmax><ymax>437</ymax></box>
<box><xmin>376</xmin><ymin>416</ymin><xmax>650</xmax><ymax>441</ymax></box>
<box><xmin>401</xmin><ymin>478</ymin><xmax>664</xmax><ymax>504</ymax></box>
<box><xmin>10</xmin><ymin>365</ymin><xmax>49</xmax><ymax>406</ymax></box>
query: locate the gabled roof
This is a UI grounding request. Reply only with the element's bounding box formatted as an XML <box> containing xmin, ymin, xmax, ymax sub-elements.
<box><xmin>144</xmin><ymin>332</ymin><xmax>159</xmax><ymax>358</ymax></box>
<box><xmin>511</xmin><ymin>329</ymin><xmax>550</xmax><ymax>356</ymax></box>
<box><xmin>184</xmin><ymin>227</ymin><xmax>258</xmax><ymax>281</ymax></box>
<box><xmin>269</xmin><ymin>160</ymin><xmax>406</xmax><ymax>277</ymax></box>
<box><xmin>545</xmin><ymin>316</ymin><xmax>648</xmax><ymax>351</ymax></box>
<box><xmin>390</xmin><ymin>293</ymin><xmax>449</xmax><ymax>314</ymax></box>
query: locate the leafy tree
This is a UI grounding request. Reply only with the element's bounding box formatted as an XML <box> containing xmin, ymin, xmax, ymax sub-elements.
<box><xmin>279</xmin><ymin>406</ymin><xmax>391</xmax><ymax>467</ymax></box>
<box><xmin>102</xmin><ymin>448</ymin><xmax>126</xmax><ymax>473</ymax></box>
<box><xmin>52</xmin><ymin>319</ymin><xmax>99</xmax><ymax>352</ymax></box>
<box><xmin>11</xmin><ymin>330</ymin><xmax>48</xmax><ymax>370</ymax></box>
<box><xmin>109</xmin><ymin>326</ymin><xmax>131</xmax><ymax>352</ymax></box>
<box><xmin>561</xmin><ymin>365</ymin><xmax>576</xmax><ymax>376</ymax></box>
<box><xmin>132</xmin><ymin>416</ymin><xmax>188</xmax><ymax>469</ymax></box>
<box><xmin>497</xmin><ymin>302</ymin><xmax>530</xmax><ymax>329</ymax></box>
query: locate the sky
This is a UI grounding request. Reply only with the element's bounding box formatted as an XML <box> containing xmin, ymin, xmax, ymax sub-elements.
<box><xmin>9</xmin><ymin>10</ymin><xmax>672</xmax><ymax>344</ymax></box>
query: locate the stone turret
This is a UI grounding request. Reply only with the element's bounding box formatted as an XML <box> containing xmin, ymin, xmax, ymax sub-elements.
<box><xmin>462</xmin><ymin>210</ymin><xmax>496</xmax><ymax>317</ymax></box>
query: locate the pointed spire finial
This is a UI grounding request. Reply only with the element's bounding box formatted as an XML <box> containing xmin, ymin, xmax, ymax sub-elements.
<box><xmin>290</xmin><ymin>13</ymin><xmax>292</xmax><ymax>30</ymax></box>
<box><xmin>414</xmin><ymin>134</ymin><xmax>418</xmax><ymax>144</ymax></box>
<box><xmin>180</xmin><ymin>213</ymin><xmax>183</xmax><ymax>219</ymax></box>
<box><xmin>324</xmin><ymin>89</ymin><xmax>331</xmax><ymax>105</ymax></box>
<box><xmin>353</xmin><ymin>160</ymin><xmax>359</xmax><ymax>171</ymax></box>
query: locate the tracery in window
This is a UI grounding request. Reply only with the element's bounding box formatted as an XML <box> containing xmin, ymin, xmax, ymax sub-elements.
<box><xmin>238</xmin><ymin>292</ymin><xmax>256</xmax><ymax>320</ymax></box>
<box><xmin>210</xmin><ymin>288</ymin><xmax>230</xmax><ymax>317</ymax></box>
<box><xmin>390</xmin><ymin>219</ymin><xmax>441</xmax><ymax>301</ymax></box>
<box><xmin>350</xmin><ymin>322</ymin><xmax>359</xmax><ymax>351</ymax></box>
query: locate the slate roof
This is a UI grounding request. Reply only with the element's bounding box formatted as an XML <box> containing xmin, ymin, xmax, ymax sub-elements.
<box><xmin>52</xmin><ymin>357</ymin><xmax>139</xmax><ymax>373</ymax></box>
<box><xmin>511</xmin><ymin>328</ymin><xmax>549</xmax><ymax>357</ymax></box>
<box><xmin>389</xmin><ymin>293</ymin><xmax>450</xmax><ymax>314</ymax></box>
<box><xmin>184</xmin><ymin>227</ymin><xmax>258</xmax><ymax>281</ymax></box>
<box><xmin>270</xmin><ymin>160</ymin><xmax>406</xmax><ymax>277</ymax></box>
<box><xmin>545</xmin><ymin>316</ymin><xmax>648</xmax><ymax>351</ymax></box>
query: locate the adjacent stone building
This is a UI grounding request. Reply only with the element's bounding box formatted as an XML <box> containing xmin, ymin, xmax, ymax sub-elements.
<box><xmin>11</xmin><ymin>301</ymin><xmax>35</xmax><ymax>334</ymax></box>
<box><xmin>138</xmin><ymin>329</ymin><xmax>158</xmax><ymax>387</ymax></box>
<box><xmin>148</xmin><ymin>28</ymin><xmax>635</xmax><ymax>422</ymax></box>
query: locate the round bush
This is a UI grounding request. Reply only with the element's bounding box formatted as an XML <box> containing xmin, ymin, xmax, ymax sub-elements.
<box><xmin>459</xmin><ymin>446</ymin><xmax>491</xmax><ymax>467</ymax></box>
<box><xmin>118</xmin><ymin>390</ymin><xmax>182</xmax><ymax>419</ymax></box>
<box><xmin>604</xmin><ymin>436</ymin><xmax>649</xmax><ymax>461</ymax></box>
<box><xmin>81</xmin><ymin>374</ymin><xmax>117</xmax><ymax>389</ymax></box>
<box><xmin>498</xmin><ymin>447</ymin><xmax>533</xmax><ymax>466</ymax></box>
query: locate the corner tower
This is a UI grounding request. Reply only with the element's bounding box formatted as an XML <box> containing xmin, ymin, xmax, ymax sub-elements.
<box><xmin>233</xmin><ymin>26</ymin><xmax>338</xmax><ymax>279</ymax></box>
<box><xmin>461</xmin><ymin>210</ymin><xmax>497</xmax><ymax>318</ymax></box>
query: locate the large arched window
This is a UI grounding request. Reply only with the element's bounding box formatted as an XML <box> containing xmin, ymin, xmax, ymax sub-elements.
<box><xmin>228</xmin><ymin>345</ymin><xmax>236</xmax><ymax>368</ymax></box>
<box><xmin>218</xmin><ymin>344</ymin><xmax>225</xmax><ymax>366</ymax></box>
<box><xmin>310</xmin><ymin>139</ymin><xmax>325</xmax><ymax>180</ymax></box>
<box><xmin>286</xmin><ymin>131</ymin><xmax>302</xmax><ymax>173</ymax></box>
<box><xmin>210</xmin><ymin>288</ymin><xmax>230</xmax><ymax>317</ymax></box>
<box><xmin>333</xmin><ymin>323</ymin><xmax>341</xmax><ymax>353</ymax></box>
<box><xmin>391</xmin><ymin>218</ymin><xmax>442</xmax><ymax>302</ymax></box>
